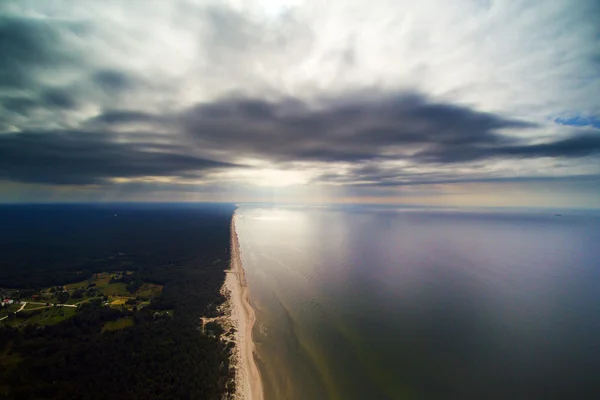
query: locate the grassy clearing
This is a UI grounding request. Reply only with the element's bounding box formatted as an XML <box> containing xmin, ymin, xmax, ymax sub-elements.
<box><xmin>110</xmin><ymin>297</ymin><xmax>128</xmax><ymax>306</ymax></box>
<box><xmin>27</xmin><ymin>271</ymin><xmax>153</xmax><ymax>304</ymax></box>
<box><xmin>2</xmin><ymin>307</ymin><xmax>77</xmax><ymax>328</ymax></box>
<box><xmin>137</xmin><ymin>283</ymin><xmax>163</xmax><ymax>298</ymax></box>
<box><xmin>23</xmin><ymin>302</ymin><xmax>48</xmax><ymax>310</ymax></box>
<box><xmin>102</xmin><ymin>317</ymin><xmax>134</xmax><ymax>332</ymax></box>
<box><xmin>0</xmin><ymin>303</ymin><xmax>20</xmax><ymax>319</ymax></box>
<box><xmin>102</xmin><ymin>282</ymin><xmax>129</xmax><ymax>296</ymax></box>
<box><xmin>26</xmin><ymin>307</ymin><xmax>77</xmax><ymax>326</ymax></box>
<box><xmin>5</xmin><ymin>271</ymin><xmax>160</xmax><ymax>328</ymax></box>
<box><xmin>62</xmin><ymin>273</ymin><xmax>102</xmax><ymax>291</ymax></box>
<box><xmin>63</xmin><ymin>271</ymin><xmax>131</xmax><ymax>291</ymax></box>
<box><xmin>63</xmin><ymin>280</ymin><xmax>91</xmax><ymax>291</ymax></box>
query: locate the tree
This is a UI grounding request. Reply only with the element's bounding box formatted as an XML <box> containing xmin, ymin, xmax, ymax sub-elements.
<box><xmin>58</xmin><ymin>291</ymin><xmax>70</xmax><ymax>304</ymax></box>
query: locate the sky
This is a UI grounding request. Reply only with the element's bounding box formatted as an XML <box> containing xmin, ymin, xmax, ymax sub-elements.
<box><xmin>1</xmin><ymin>0</ymin><xmax>599</xmax><ymax>207</ymax></box>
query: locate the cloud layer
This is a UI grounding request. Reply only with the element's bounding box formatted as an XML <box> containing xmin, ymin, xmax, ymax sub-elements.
<box><xmin>0</xmin><ymin>0</ymin><xmax>599</xmax><ymax>205</ymax></box>
<box><xmin>0</xmin><ymin>130</ymin><xmax>236</xmax><ymax>185</ymax></box>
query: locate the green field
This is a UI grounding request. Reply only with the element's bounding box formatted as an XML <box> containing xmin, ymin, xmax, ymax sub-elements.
<box><xmin>2</xmin><ymin>307</ymin><xmax>77</xmax><ymax>328</ymax></box>
<box><xmin>23</xmin><ymin>302</ymin><xmax>47</xmax><ymax>310</ymax></box>
<box><xmin>102</xmin><ymin>317</ymin><xmax>134</xmax><ymax>332</ymax></box>
<box><xmin>2</xmin><ymin>271</ymin><xmax>164</xmax><ymax>328</ymax></box>
<box><xmin>101</xmin><ymin>282</ymin><xmax>129</xmax><ymax>296</ymax></box>
<box><xmin>137</xmin><ymin>283</ymin><xmax>163</xmax><ymax>298</ymax></box>
<box><xmin>35</xmin><ymin>307</ymin><xmax>77</xmax><ymax>326</ymax></box>
<box><xmin>63</xmin><ymin>272</ymin><xmax>115</xmax><ymax>290</ymax></box>
<box><xmin>0</xmin><ymin>303</ymin><xmax>20</xmax><ymax>319</ymax></box>
<box><xmin>61</xmin><ymin>271</ymin><xmax>163</xmax><ymax>299</ymax></box>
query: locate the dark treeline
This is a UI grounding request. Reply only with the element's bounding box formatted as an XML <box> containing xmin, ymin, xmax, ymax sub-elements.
<box><xmin>0</xmin><ymin>203</ymin><xmax>233</xmax><ymax>288</ymax></box>
<box><xmin>0</xmin><ymin>203</ymin><xmax>236</xmax><ymax>399</ymax></box>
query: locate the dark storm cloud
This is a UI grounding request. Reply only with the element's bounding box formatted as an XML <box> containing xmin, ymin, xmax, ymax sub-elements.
<box><xmin>88</xmin><ymin>110</ymin><xmax>163</xmax><ymax>125</ymax></box>
<box><xmin>0</xmin><ymin>16</ymin><xmax>59</xmax><ymax>88</ymax></box>
<box><xmin>172</xmin><ymin>93</ymin><xmax>537</xmax><ymax>163</ymax></box>
<box><xmin>176</xmin><ymin>94</ymin><xmax>595</xmax><ymax>166</ymax></box>
<box><xmin>1</xmin><ymin>96</ymin><xmax>38</xmax><ymax>115</ymax></box>
<box><xmin>92</xmin><ymin>70</ymin><xmax>134</xmax><ymax>93</ymax></box>
<box><xmin>320</xmin><ymin>165</ymin><xmax>600</xmax><ymax>188</ymax></box>
<box><xmin>415</xmin><ymin>132</ymin><xmax>600</xmax><ymax>163</ymax></box>
<box><xmin>41</xmin><ymin>88</ymin><xmax>78</xmax><ymax>109</ymax></box>
<box><xmin>0</xmin><ymin>131</ymin><xmax>236</xmax><ymax>185</ymax></box>
<box><xmin>0</xmin><ymin>14</ymin><xmax>89</xmax><ymax>118</ymax></box>
<box><xmin>504</xmin><ymin>134</ymin><xmax>600</xmax><ymax>157</ymax></box>
<box><xmin>1</xmin><ymin>88</ymin><xmax>78</xmax><ymax>116</ymax></box>
<box><xmin>4</xmin><ymin>91</ymin><xmax>599</xmax><ymax>187</ymax></box>
<box><xmin>0</xmin><ymin>15</ymin><xmax>83</xmax><ymax>89</ymax></box>
<box><xmin>84</xmin><ymin>92</ymin><xmax>599</xmax><ymax>168</ymax></box>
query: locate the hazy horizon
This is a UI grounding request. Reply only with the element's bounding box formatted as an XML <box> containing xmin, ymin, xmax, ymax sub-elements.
<box><xmin>3</xmin><ymin>200</ymin><xmax>600</xmax><ymax>213</ymax></box>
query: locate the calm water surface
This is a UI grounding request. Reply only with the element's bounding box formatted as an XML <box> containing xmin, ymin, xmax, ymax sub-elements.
<box><xmin>235</xmin><ymin>206</ymin><xmax>600</xmax><ymax>400</ymax></box>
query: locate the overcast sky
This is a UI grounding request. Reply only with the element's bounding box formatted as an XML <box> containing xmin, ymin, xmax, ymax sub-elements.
<box><xmin>1</xmin><ymin>0</ymin><xmax>599</xmax><ymax>207</ymax></box>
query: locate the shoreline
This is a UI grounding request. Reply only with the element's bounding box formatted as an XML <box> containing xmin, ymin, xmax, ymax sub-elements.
<box><xmin>225</xmin><ymin>214</ymin><xmax>264</xmax><ymax>400</ymax></box>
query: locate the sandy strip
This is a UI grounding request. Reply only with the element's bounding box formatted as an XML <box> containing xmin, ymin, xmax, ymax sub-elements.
<box><xmin>225</xmin><ymin>215</ymin><xmax>264</xmax><ymax>400</ymax></box>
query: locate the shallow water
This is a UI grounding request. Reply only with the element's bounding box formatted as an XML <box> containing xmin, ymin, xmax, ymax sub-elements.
<box><xmin>235</xmin><ymin>206</ymin><xmax>600</xmax><ymax>400</ymax></box>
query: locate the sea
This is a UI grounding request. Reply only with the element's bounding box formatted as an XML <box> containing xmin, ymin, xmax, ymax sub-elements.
<box><xmin>234</xmin><ymin>205</ymin><xmax>600</xmax><ymax>400</ymax></box>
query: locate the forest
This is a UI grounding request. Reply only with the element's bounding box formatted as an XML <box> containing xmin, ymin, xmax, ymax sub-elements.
<box><xmin>0</xmin><ymin>203</ymin><xmax>237</xmax><ymax>399</ymax></box>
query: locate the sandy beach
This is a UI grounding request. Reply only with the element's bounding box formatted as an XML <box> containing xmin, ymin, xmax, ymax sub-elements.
<box><xmin>224</xmin><ymin>215</ymin><xmax>264</xmax><ymax>400</ymax></box>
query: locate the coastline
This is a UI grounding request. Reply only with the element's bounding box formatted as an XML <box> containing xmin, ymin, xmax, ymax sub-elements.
<box><xmin>224</xmin><ymin>214</ymin><xmax>264</xmax><ymax>400</ymax></box>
